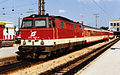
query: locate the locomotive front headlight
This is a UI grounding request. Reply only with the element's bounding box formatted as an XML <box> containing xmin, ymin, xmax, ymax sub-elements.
<box><xmin>28</xmin><ymin>40</ymin><xmax>31</xmax><ymax>42</ymax></box>
<box><xmin>35</xmin><ymin>40</ymin><xmax>39</xmax><ymax>42</ymax></box>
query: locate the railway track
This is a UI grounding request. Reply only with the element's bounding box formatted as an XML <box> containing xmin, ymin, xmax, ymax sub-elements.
<box><xmin>0</xmin><ymin>38</ymin><xmax>119</xmax><ymax>75</ymax></box>
<box><xmin>0</xmin><ymin>60</ymin><xmax>45</xmax><ymax>74</ymax></box>
<box><xmin>40</xmin><ymin>38</ymin><xmax>119</xmax><ymax>75</ymax></box>
<box><xmin>0</xmin><ymin>62</ymin><xmax>26</xmax><ymax>74</ymax></box>
<box><xmin>0</xmin><ymin>56</ymin><xmax>18</xmax><ymax>66</ymax></box>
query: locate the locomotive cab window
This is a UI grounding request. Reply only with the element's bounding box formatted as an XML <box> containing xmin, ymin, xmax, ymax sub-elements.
<box><xmin>61</xmin><ymin>22</ymin><xmax>64</xmax><ymax>29</ymax></box>
<box><xmin>22</xmin><ymin>20</ymin><xmax>33</xmax><ymax>28</ymax></box>
<box><xmin>35</xmin><ymin>20</ymin><xmax>46</xmax><ymax>28</ymax></box>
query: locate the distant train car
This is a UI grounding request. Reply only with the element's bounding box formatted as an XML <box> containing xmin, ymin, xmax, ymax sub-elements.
<box><xmin>15</xmin><ymin>30</ymin><xmax>21</xmax><ymax>43</ymax></box>
<box><xmin>0</xmin><ymin>22</ymin><xmax>15</xmax><ymax>46</ymax></box>
<box><xmin>18</xmin><ymin>14</ymin><xmax>114</xmax><ymax>59</ymax></box>
<box><xmin>109</xmin><ymin>31</ymin><xmax>114</xmax><ymax>39</ymax></box>
<box><xmin>83</xmin><ymin>25</ymin><xmax>111</xmax><ymax>43</ymax></box>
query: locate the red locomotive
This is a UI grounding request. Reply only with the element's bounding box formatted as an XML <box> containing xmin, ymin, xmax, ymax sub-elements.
<box><xmin>18</xmin><ymin>14</ymin><xmax>114</xmax><ymax>59</ymax></box>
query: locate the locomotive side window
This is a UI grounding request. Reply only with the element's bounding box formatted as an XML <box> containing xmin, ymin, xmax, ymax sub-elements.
<box><xmin>74</xmin><ymin>24</ymin><xmax>76</xmax><ymax>30</ymax></box>
<box><xmin>49</xmin><ymin>20</ymin><xmax>56</xmax><ymax>28</ymax></box>
<box><xmin>80</xmin><ymin>25</ymin><xmax>82</xmax><ymax>30</ymax></box>
<box><xmin>61</xmin><ymin>22</ymin><xmax>64</xmax><ymax>29</ymax></box>
<box><xmin>35</xmin><ymin>20</ymin><xmax>46</xmax><ymax>28</ymax></box>
<box><xmin>52</xmin><ymin>20</ymin><xmax>55</xmax><ymax>28</ymax></box>
<box><xmin>22</xmin><ymin>20</ymin><xmax>32</xmax><ymax>28</ymax></box>
<box><xmin>49</xmin><ymin>20</ymin><xmax>52</xmax><ymax>28</ymax></box>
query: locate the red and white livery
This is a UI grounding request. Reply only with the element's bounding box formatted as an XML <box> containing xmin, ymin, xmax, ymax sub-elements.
<box><xmin>18</xmin><ymin>14</ymin><xmax>114</xmax><ymax>59</ymax></box>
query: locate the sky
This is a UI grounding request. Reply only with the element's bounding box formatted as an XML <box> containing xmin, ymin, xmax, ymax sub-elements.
<box><xmin>0</xmin><ymin>0</ymin><xmax>120</xmax><ymax>28</ymax></box>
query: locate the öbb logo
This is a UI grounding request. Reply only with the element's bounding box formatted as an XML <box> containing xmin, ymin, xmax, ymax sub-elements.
<box><xmin>30</xmin><ymin>31</ymin><xmax>37</xmax><ymax>37</ymax></box>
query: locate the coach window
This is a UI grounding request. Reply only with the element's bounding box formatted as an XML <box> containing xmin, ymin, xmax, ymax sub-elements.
<box><xmin>61</xmin><ymin>22</ymin><xmax>64</xmax><ymax>29</ymax></box>
<box><xmin>74</xmin><ymin>24</ymin><xmax>76</xmax><ymax>30</ymax></box>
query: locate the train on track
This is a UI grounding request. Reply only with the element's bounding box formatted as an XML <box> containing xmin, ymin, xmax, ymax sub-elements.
<box><xmin>0</xmin><ymin>22</ymin><xmax>15</xmax><ymax>47</ymax></box>
<box><xmin>15</xmin><ymin>30</ymin><xmax>21</xmax><ymax>43</ymax></box>
<box><xmin>18</xmin><ymin>14</ymin><xmax>114</xmax><ymax>59</ymax></box>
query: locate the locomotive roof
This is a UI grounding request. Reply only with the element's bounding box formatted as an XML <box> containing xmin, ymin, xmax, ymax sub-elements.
<box><xmin>24</xmin><ymin>14</ymin><xmax>80</xmax><ymax>24</ymax></box>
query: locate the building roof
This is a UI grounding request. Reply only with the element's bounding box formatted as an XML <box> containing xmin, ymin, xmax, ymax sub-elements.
<box><xmin>111</xmin><ymin>19</ymin><xmax>120</xmax><ymax>21</ymax></box>
<box><xmin>0</xmin><ymin>22</ymin><xmax>13</xmax><ymax>25</ymax></box>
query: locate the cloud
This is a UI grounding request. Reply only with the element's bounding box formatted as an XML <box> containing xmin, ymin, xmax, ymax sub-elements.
<box><xmin>58</xmin><ymin>9</ymin><xmax>66</xmax><ymax>13</ymax></box>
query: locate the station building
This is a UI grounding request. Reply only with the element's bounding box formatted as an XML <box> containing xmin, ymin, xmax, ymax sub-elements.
<box><xmin>109</xmin><ymin>19</ymin><xmax>120</xmax><ymax>36</ymax></box>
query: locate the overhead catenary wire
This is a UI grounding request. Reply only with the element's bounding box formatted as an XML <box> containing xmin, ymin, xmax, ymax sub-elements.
<box><xmin>0</xmin><ymin>1</ymin><xmax>38</xmax><ymax>16</ymax></box>
<box><xmin>91</xmin><ymin>0</ymin><xmax>115</xmax><ymax>19</ymax></box>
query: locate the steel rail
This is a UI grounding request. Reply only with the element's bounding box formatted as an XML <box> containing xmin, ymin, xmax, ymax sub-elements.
<box><xmin>40</xmin><ymin>38</ymin><xmax>120</xmax><ymax>75</ymax></box>
<box><xmin>0</xmin><ymin>38</ymin><xmax>119</xmax><ymax>75</ymax></box>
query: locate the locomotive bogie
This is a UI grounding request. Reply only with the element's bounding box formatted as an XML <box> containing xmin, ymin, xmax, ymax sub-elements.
<box><xmin>18</xmin><ymin>40</ymin><xmax>86</xmax><ymax>59</ymax></box>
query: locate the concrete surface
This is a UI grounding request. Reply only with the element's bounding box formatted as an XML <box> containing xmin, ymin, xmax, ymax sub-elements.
<box><xmin>0</xmin><ymin>46</ymin><xmax>18</xmax><ymax>59</ymax></box>
<box><xmin>75</xmin><ymin>40</ymin><xmax>120</xmax><ymax>75</ymax></box>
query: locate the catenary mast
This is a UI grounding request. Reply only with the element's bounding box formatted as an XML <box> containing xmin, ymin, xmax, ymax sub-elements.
<box><xmin>38</xmin><ymin>0</ymin><xmax>45</xmax><ymax>15</ymax></box>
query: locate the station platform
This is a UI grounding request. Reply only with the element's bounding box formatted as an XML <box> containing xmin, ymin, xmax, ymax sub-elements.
<box><xmin>0</xmin><ymin>46</ymin><xmax>18</xmax><ymax>59</ymax></box>
<box><xmin>75</xmin><ymin>40</ymin><xmax>120</xmax><ymax>75</ymax></box>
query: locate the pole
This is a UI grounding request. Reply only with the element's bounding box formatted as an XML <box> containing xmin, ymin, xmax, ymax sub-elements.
<box><xmin>94</xmin><ymin>14</ymin><xmax>99</xmax><ymax>28</ymax></box>
<box><xmin>18</xmin><ymin>17</ymin><xmax>20</xmax><ymax>30</ymax></box>
<box><xmin>38</xmin><ymin>0</ymin><xmax>41</xmax><ymax>15</ymax></box>
<box><xmin>82</xmin><ymin>15</ymin><xmax>83</xmax><ymax>25</ymax></box>
<box><xmin>42</xmin><ymin>0</ymin><xmax>45</xmax><ymax>15</ymax></box>
<box><xmin>96</xmin><ymin>15</ymin><xmax>98</xmax><ymax>28</ymax></box>
<box><xmin>80</xmin><ymin>14</ymin><xmax>83</xmax><ymax>25</ymax></box>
